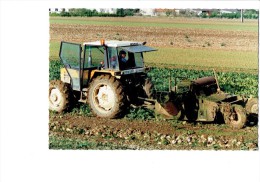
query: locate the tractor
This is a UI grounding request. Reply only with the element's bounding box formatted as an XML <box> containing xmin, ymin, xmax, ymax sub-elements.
<box><xmin>49</xmin><ymin>40</ymin><xmax>157</xmax><ymax>118</ymax></box>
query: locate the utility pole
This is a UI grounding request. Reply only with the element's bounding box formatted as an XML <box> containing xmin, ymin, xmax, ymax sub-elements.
<box><xmin>241</xmin><ymin>9</ymin><xmax>244</xmax><ymax>23</ymax></box>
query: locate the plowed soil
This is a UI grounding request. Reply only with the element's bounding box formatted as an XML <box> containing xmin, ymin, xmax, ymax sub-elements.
<box><xmin>50</xmin><ymin>19</ymin><xmax>257</xmax><ymax>51</ymax></box>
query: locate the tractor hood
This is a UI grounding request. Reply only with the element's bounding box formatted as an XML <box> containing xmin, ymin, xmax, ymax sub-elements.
<box><xmin>122</xmin><ymin>45</ymin><xmax>157</xmax><ymax>53</ymax></box>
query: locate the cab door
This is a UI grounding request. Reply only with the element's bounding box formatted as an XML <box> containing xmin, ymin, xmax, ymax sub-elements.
<box><xmin>59</xmin><ymin>41</ymin><xmax>82</xmax><ymax>91</ymax></box>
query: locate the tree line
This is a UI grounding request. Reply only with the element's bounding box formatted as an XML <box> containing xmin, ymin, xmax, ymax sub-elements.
<box><xmin>200</xmin><ymin>10</ymin><xmax>258</xmax><ymax>19</ymax></box>
<box><xmin>50</xmin><ymin>8</ymin><xmax>258</xmax><ymax>19</ymax></box>
<box><xmin>50</xmin><ymin>8</ymin><xmax>140</xmax><ymax>17</ymax></box>
<box><xmin>165</xmin><ymin>9</ymin><xmax>258</xmax><ymax>19</ymax></box>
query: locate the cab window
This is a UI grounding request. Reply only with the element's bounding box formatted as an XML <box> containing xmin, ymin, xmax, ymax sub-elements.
<box><xmin>84</xmin><ymin>46</ymin><xmax>104</xmax><ymax>68</ymax></box>
<box><xmin>108</xmin><ymin>47</ymin><xmax>119</xmax><ymax>70</ymax></box>
<box><xmin>134</xmin><ymin>52</ymin><xmax>144</xmax><ymax>68</ymax></box>
<box><xmin>117</xmin><ymin>47</ymin><xmax>144</xmax><ymax>70</ymax></box>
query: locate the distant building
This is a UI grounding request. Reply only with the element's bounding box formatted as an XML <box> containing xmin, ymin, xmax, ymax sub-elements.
<box><xmin>153</xmin><ymin>9</ymin><xmax>180</xmax><ymax>16</ymax></box>
<box><xmin>191</xmin><ymin>9</ymin><xmax>219</xmax><ymax>16</ymax></box>
<box><xmin>140</xmin><ymin>9</ymin><xmax>155</xmax><ymax>16</ymax></box>
<box><xmin>95</xmin><ymin>8</ymin><xmax>117</xmax><ymax>14</ymax></box>
<box><xmin>220</xmin><ymin>9</ymin><xmax>239</xmax><ymax>14</ymax></box>
<box><xmin>154</xmin><ymin>9</ymin><xmax>168</xmax><ymax>16</ymax></box>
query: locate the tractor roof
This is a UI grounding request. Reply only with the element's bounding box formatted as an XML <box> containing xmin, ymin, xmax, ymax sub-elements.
<box><xmin>83</xmin><ymin>40</ymin><xmax>143</xmax><ymax>47</ymax></box>
<box><xmin>83</xmin><ymin>40</ymin><xmax>157</xmax><ymax>53</ymax></box>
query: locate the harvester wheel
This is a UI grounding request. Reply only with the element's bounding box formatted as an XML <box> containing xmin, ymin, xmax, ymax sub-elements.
<box><xmin>224</xmin><ymin>104</ymin><xmax>247</xmax><ymax>129</ymax></box>
<box><xmin>184</xmin><ymin>94</ymin><xmax>199</xmax><ymax>121</ymax></box>
<box><xmin>245</xmin><ymin>98</ymin><xmax>258</xmax><ymax>115</ymax></box>
<box><xmin>88</xmin><ymin>75</ymin><xmax>126</xmax><ymax>118</ymax></box>
<box><xmin>49</xmin><ymin>80</ymin><xmax>71</xmax><ymax>112</ymax></box>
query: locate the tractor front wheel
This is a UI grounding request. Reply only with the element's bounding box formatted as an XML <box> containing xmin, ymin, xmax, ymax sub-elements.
<box><xmin>49</xmin><ymin>80</ymin><xmax>71</xmax><ymax>112</ymax></box>
<box><xmin>88</xmin><ymin>75</ymin><xmax>126</xmax><ymax>118</ymax></box>
<box><xmin>224</xmin><ymin>104</ymin><xmax>247</xmax><ymax>129</ymax></box>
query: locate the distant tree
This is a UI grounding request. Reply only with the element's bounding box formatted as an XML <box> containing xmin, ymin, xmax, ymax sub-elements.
<box><xmin>116</xmin><ymin>8</ymin><xmax>125</xmax><ymax>17</ymax></box>
<box><xmin>133</xmin><ymin>9</ymin><xmax>140</xmax><ymax>13</ymax></box>
<box><xmin>209</xmin><ymin>10</ymin><xmax>219</xmax><ymax>18</ymax></box>
<box><xmin>49</xmin><ymin>12</ymin><xmax>60</xmax><ymax>17</ymax></box>
<box><xmin>69</xmin><ymin>8</ymin><xmax>96</xmax><ymax>17</ymax></box>
<box><xmin>179</xmin><ymin>9</ymin><xmax>187</xmax><ymax>15</ymax></box>
<box><xmin>124</xmin><ymin>9</ymin><xmax>134</xmax><ymax>16</ymax></box>
<box><xmin>166</xmin><ymin>10</ymin><xmax>171</xmax><ymax>16</ymax></box>
<box><xmin>244</xmin><ymin>9</ymin><xmax>259</xmax><ymax>19</ymax></box>
<box><xmin>60</xmin><ymin>9</ymin><xmax>71</xmax><ymax>17</ymax></box>
<box><xmin>200</xmin><ymin>12</ymin><xmax>208</xmax><ymax>18</ymax></box>
<box><xmin>92</xmin><ymin>9</ymin><xmax>98</xmax><ymax>16</ymax></box>
<box><xmin>68</xmin><ymin>8</ymin><xmax>78</xmax><ymax>16</ymax></box>
<box><xmin>115</xmin><ymin>8</ymin><xmax>138</xmax><ymax>16</ymax></box>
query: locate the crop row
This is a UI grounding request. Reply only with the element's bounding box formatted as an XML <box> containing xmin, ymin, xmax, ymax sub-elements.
<box><xmin>50</xmin><ymin>60</ymin><xmax>258</xmax><ymax>97</ymax></box>
<box><xmin>148</xmin><ymin>67</ymin><xmax>258</xmax><ymax>97</ymax></box>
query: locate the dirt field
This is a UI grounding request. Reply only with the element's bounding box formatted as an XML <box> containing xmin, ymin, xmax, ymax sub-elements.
<box><xmin>50</xmin><ymin>20</ymin><xmax>257</xmax><ymax>51</ymax></box>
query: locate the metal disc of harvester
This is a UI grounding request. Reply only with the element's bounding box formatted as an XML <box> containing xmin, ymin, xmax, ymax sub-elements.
<box><xmin>163</xmin><ymin>101</ymin><xmax>179</xmax><ymax>116</ymax></box>
<box><xmin>155</xmin><ymin>101</ymin><xmax>179</xmax><ymax>118</ymax></box>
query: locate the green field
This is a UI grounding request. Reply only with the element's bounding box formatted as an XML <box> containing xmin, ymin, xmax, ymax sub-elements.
<box><xmin>146</xmin><ymin>47</ymin><xmax>258</xmax><ymax>72</ymax></box>
<box><xmin>50</xmin><ymin>17</ymin><xmax>258</xmax><ymax>32</ymax></box>
<box><xmin>50</xmin><ymin>41</ymin><xmax>258</xmax><ymax>73</ymax></box>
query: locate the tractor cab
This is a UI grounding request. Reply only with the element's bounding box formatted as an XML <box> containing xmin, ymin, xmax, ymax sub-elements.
<box><xmin>83</xmin><ymin>40</ymin><xmax>157</xmax><ymax>71</ymax></box>
<box><xmin>59</xmin><ymin>40</ymin><xmax>156</xmax><ymax>91</ymax></box>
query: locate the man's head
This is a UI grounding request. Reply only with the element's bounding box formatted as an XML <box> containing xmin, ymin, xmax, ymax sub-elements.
<box><xmin>119</xmin><ymin>50</ymin><xmax>126</xmax><ymax>58</ymax></box>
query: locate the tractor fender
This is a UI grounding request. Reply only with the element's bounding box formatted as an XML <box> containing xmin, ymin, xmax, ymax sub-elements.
<box><xmin>89</xmin><ymin>70</ymin><xmax>121</xmax><ymax>82</ymax></box>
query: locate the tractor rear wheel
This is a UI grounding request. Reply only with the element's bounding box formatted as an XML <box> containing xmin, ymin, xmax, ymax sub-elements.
<box><xmin>88</xmin><ymin>75</ymin><xmax>126</xmax><ymax>118</ymax></box>
<box><xmin>49</xmin><ymin>80</ymin><xmax>71</xmax><ymax>112</ymax></box>
<box><xmin>224</xmin><ymin>104</ymin><xmax>246</xmax><ymax>129</ymax></box>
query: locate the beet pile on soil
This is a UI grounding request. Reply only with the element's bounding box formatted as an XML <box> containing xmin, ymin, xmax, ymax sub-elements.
<box><xmin>49</xmin><ymin>113</ymin><xmax>258</xmax><ymax>150</ymax></box>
